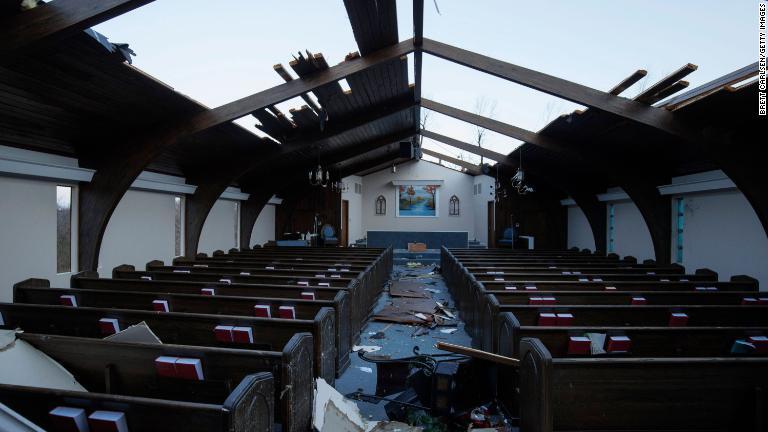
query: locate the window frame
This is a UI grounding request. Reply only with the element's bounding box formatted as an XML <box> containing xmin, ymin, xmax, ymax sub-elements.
<box><xmin>375</xmin><ymin>195</ymin><xmax>386</xmax><ymax>215</ymax></box>
<box><xmin>449</xmin><ymin>195</ymin><xmax>460</xmax><ymax>216</ymax></box>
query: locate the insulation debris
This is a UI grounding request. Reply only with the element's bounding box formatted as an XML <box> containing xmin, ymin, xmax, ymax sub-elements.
<box><xmin>353</xmin><ymin>345</ymin><xmax>382</xmax><ymax>353</ymax></box>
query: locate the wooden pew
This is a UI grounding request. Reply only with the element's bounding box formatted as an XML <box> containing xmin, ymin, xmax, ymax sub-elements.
<box><xmin>0</xmin><ymin>374</ymin><xmax>274</xmax><ymax>432</ymax></box>
<box><xmin>478</xmin><ymin>303</ymin><xmax>768</xmax><ymax>351</ymax></box>
<box><xmin>484</xmin><ymin>289</ymin><xmax>763</xmax><ymax>306</ymax></box>
<box><xmin>518</xmin><ymin>337</ymin><xmax>768</xmax><ymax>431</ymax></box>
<box><xmin>5</xmin><ymin>332</ymin><xmax>313</xmax><ymax>432</ymax></box>
<box><xmin>114</xmin><ymin>265</ymin><xmax>354</xmax><ymax>287</ymax></box>
<box><xmin>210</xmin><ymin>246</ymin><xmax>394</xmax><ymax>317</ymax></box>
<box><xmin>105</xmin><ymin>266</ymin><xmax>372</xmax><ymax>340</ymax></box>
<box><xmin>69</xmin><ymin>274</ymin><xmax>370</xmax><ymax>339</ymax></box>
<box><xmin>497</xmin><ymin>312</ymin><xmax>768</xmax><ymax>358</ymax></box>
<box><xmin>459</xmin><ymin>277</ymin><xmax>759</xmax><ymax>335</ymax></box>
<box><xmin>0</xmin><ymin>303</ymin><xmax>336</xmax><ymax>384</ymax></box>
<box><xmin>13</xmin><ymin>279</ymin><xmax>351</xmax><ymax>375</ymax></box>
<box><xmin>471</xmin><ymin>270</ymin><xmax>713</xmax><ymax>282</ymax></box>
<box><xmin>173</xmin><ymin>256</ymin><xmax>368</xmax><ymax>272</ymax></box>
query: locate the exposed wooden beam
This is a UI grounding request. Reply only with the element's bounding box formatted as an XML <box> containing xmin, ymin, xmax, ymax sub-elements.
<box><xmin>645</xmin><ymin>80</ymin><xmax>689</xmax><ymax>105</ymax></box>
<box><xmin>421</xmin><ymin>148</ymin><xmax>480</xmax><ymax>174</ymax></box>
<box><xmin>413</xmin><ymin>0</ymin><xmax>424</xmax><ymax>130</ymax></box>
<box><xmin>421</xmin><ymin>129</ymin><xmax>507</xmax><ymax>162</ymax></box>
<box><xmin>609</xmin><ymin>69</ymin><xmax>647</xmax><ymax>96</ymax></box>
<box><xmin>420</xmin><ymin>38</ymin><xmax>700</xmax><ymax>141</ymax></box>
<box><xmin>340</xmin><ymin>152</ymin><xmax>405</xmax><ymax>178</ymax></box>
<box><xmin>273</xmin><ymin>63</ymin><xmax>322</xmax><ymax>114</ymax></box>
<box><xmin>634</xmin><ymin>63</ymin><xmax>697</xmax><ymax>104</ymax></box>
<box><xmin>0</xmin><ymin>0</ymin><xmax>154</xmax><ymax>55</ymax></box>
<box><xmin>421</xmin><ymin>98</ymin><xmax>587</xmax><ymax>162</ymax></box>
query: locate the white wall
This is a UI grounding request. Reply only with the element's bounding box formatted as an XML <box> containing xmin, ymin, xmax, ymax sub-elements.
<box><xmin>199</xmin><ymin>199</ymin><xmax>239</xmax><ymax>254</ymax></box>
<box><xmin>99</xmin><ymin>189</ymin><xmax>179</xmax><ymax>274</ymax></box>
<box><xmin>675</xmin><ymin>189</ymin><xmax>768</xmax><ymax>290</ymax></box>
<box><xmin>361</xmin><ymin>160</ymin><xmax>476</xmax><ymax>237</ymax></box>
<box><xmin>0</xmin><ymin>176</ymin><xmax>76</xmax><ymax>300</ymax></box>
<box><xmin>567</xmin><ymin>205</ymin><xmax>596</xmax><ymax>251</ymax></box>
<box><xmin>250</xmin><ymin>204</ymin><xmax>276</xmax><ymax>247</ymax></box>
<box><xmin>610</xmin><ymin>199</ymin><xmax>655</xmax><ymax>261</ymax></box>
<box><xmin>341</xmin><ymin>175</ymin><xmax>363</xmax><ymax>244</ymax></box>
<box><xmin>472</xmin><ymin>175</ymin><xmax>495</xmax><ymax>245</ymax></box>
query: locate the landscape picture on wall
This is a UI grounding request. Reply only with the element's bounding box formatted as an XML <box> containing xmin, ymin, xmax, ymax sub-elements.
<box><xmin>397</xmin><ymin>184</ymin><xmax>438</xmax><ymax>217</ymax></box>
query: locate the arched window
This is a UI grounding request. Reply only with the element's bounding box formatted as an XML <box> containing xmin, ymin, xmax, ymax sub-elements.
<box><xmin>449</xmin><ymin>195</ymin><xmax>460</xmax><ymax>216</ymax></box>
<box><xmin>375</xmin><ymin>195</ymin><xmax>386</xmax><ymax>215</ymax></box>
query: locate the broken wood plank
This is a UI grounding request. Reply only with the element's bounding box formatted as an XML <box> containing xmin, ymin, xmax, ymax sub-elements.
<box><xmin>435</xmin><ymin>342</ymin><xmax>520</xmax><ymax>366</ymax></box>
<box><xmin>609</xmin><ymin>69</ymin><xmax>647</xmax><ymax>96</ymax></box>
<box><xmin>634</xmin><ymin>63</ymin><xmax>698</xmax><ymax>104</ymax></box>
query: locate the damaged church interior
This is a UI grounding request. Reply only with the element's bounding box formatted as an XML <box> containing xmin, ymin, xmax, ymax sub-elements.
<box><xmin>0</xmin><ymin>0</ymin><xmax>765</xmax><ymax>430</ymax></box>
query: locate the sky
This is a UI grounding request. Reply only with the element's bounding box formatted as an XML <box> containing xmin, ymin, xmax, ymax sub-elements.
<box><xmin>94</xmin><ymin>0</ymin><xmax>756</xmax><ymax>170</ymax></box>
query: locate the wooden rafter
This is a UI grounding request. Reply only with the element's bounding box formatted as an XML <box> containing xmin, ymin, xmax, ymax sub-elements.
<box><xmin>0</xmin><ymin>0</ymin><xmax>154</xmax><ymax>55</ymax></box>
<box><xmin>421</xmin><ymin>129</ymin><xmax>507</xmax><ymax>162</ymax></box>
<box><xmin>420</xmin><ymin>38</ymin><xmax>701</xmax><ymax>142</ymax></box>
<box><xmin>413</xmin><ymin>0</ymin><xmax>425</xmax><ymax>130</ymax></box>
<box><xmin>634</xmin><ymin>63</ymin><xmax>697</xmax><ymax>104</ymax></box>
<box><xmin>421</xmin><ymin>148</ymin><xmax>480</xmax><ymax>174</ymax></box>
<box><xmin>421</xmin><ymin>98</ymin><xmax>587</xmax><ymax>163</ymax></box>
<box><xmin>609</xmin><ymin>70</ymin><xmax>647</xmax><ymax>96</ymax></box>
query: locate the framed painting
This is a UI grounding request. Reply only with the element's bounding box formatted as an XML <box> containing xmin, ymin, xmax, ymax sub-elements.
<box><xmin>397</xmin><ymin>184</ymin><xmax>439</xmax><ymax>217</ymax></box>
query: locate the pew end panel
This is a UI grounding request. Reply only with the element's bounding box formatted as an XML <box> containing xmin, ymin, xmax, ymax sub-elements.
<box><xmin>112</xmin><ymin>264</ymin><xmax>136</xmax><ymax>279</ymax></box>
<box><xmin>731</xmin><ymin>274</ymin><xmax>759</xmax><ymax>290</ymax></box>
<box><xmin>313</xmin><ymin>307</ymin><xmax>339</xmax><ymax>382</ymax></box>
<box><xmin>146</xmin><ymin>260</ymin><xmax>165</xmax><ymax>270</ymax></box>
<box><xmin>221</xmin><ymin>372</ymin><xmax>274</xmax><ymax>432</ymax></box>
<box><xmin>519</xmin><ymin>337</ymin><xmax>554</xmax><ymax>432</ymax></box>
<box><xmin>70</xmin><ymin>270</ymin><xmax>99</xmax><ymax>287</ymax></box>
<box><xmin>695</xmin><ymin>267</ymin><xmax>719</xmax><ymax>279</ymax></box>
<box><xmin>12</xmin><ymin>278</ymin><xmax>49</xmax><ymax>301</ymax></box>
<box><xmin>281</xmin><ymin>332</ymin><xmax>314</xmax><ymax>432</ymax></box>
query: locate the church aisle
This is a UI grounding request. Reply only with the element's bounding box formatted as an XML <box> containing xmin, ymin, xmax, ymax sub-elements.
<box><xmin>334</xmin><ymin>262</ymin><xmax>474</xmax><ymax>420</ymax></box>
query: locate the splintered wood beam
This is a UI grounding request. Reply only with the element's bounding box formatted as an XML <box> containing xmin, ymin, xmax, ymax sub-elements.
<box><xmin>634</xmin><ymin>63</ymin><xmax>698</xmax><ymax>104</ymax></box>
<box><xmin>0</xmin><ymin>0</ymin><xmax>154</xmax><ymax>55</ymax></box>
<box><xmin>421</xmin><ymin>129</ymin><xmax>507</xmax><ymax>162</ymax></box>
<box><xmin>421</xmin><ymin>148</ymin><xmax>480</xmax><ymax>174</ymax></box>
<box><xmin>609</xmin><ymin>69</ymin><xmax>648</xmax><ymax>95</ymax></box>
<box><xmin>421</xmin><ymin>38</ymin><xmax>700</xmax><ymax>142</ymax></box>
<box><xmin>184</xmin><ymin>39</ymin><xmax>414</xmax><ymax>136</ymax></box>
<box><xmin>645</xmin><ymin>80</ymin><xmax>689</xmax><ymax>105</ymax></box>
<box><xmin>273</xmin><ymin>63</ymin><xmax>322</xmax><ymax>113</ymax></box>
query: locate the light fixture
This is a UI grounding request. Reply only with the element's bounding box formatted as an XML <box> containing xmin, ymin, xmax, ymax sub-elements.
<box><xmin>391</xmin><ymin>163</ymin><xmax>397</xmax><ymax>174</ymax></box>
<box><xmin>511</xmin><ymin>149</ymin><xmax>534</xmax><ymax>195</ymax></box>
<box><xmin>308</xmin><ymin>164</ymin><xmax>329</xmax><ymax>187</ymax></box>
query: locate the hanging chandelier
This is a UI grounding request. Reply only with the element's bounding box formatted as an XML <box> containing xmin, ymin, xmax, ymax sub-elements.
<box><xmin>308</xmin><ymin>164</ymin><xmax>329</xmax><ymax>187</ymax></box>
<box><xmin>511</xmin><ymin>149</ymin><xmax>534</xmax><ymax>195</ymax></box>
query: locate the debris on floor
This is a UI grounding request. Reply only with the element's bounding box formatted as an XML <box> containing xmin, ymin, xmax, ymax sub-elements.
<box><xmin>390</xmin><ymin>281</ymin><xmax>431</xmax><ymax>298</ymax></box>
<box><xmin>314</xmin><ymin>378</ymin><xmax>424</xmax><ymax>431</ymax></box>
<box><xmin>334</xmin><ymin>263</ymin><xmax>501</xmax><ymax>430</ymax></box>
<box><xmin>353</xmin><ymin>345</ymin><xmax>383</xmax><ymax>353</ymax></box>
